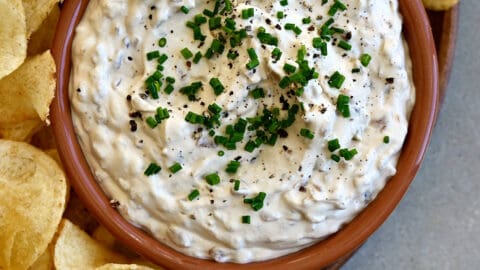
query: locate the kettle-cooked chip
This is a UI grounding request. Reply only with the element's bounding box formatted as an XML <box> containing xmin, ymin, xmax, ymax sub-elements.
<box><xmin>422</xmin><ymin>0</ymin><xmax>459</xmax><ymax>10</ymax></box>
<box><xmin>95</xmin><ymin>264</ymin><xmax>157</xmax><ymax>270</ymax></box>
<box><xmin>22</xmin><ymin>0</ymin><xmax>60</xmax><ymax>37</ymax></box>
<box><xmin>0</xmin><ymin>140</ymin><xmax>68</xmax><ymax>269</ymax></box>
<box><xmin>0</xmin><ymin>50</ymin><xmax>56</xmax><ymax>126</ymax></box>
<box><xmin>53</xmin><ymin>219</ymin><xmax>131</xmax><ymax>270</ymax></box>
<box><xmin>27</xmin><ymin>2</ymin><xmax>60</xmax><ymax>56</ymax></box>
<box><xmin>0</xmin><ymin>0</ymin><xmax>27</xmax><ymax>80</ymax></box>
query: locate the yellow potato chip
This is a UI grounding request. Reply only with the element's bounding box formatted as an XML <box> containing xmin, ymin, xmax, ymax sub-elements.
<box><xmin>53</xmin><ymin>219</ymin><xmax>131</xmax><ymax>270</ymax></box>
<box><xmin>93</xmin><ymin>225</ymin><xmax>117</xmax><ymax>249</ymax></box>
<box><xmin>0</xmin><ymin>50</ymin><xmax>56</xmax><ymax>125</ymax></box>
<box><xmin>95</xmin><ymin>264</ymin><xmax>156</xmax><ymax>270</ymax></box>
<box><xmin>0</xmin><ymin>0</ymin><xmax>27</xmax><ymax>80</ymax></box>
<box><xmin>0</xmin><ymin>140</ymin><xmax>68</xmax><ymax>269</ymax></box>
<box><xmin>28</xmin><ymin>246</ymin><xmax>54</xmax><ymax>270</ymax></box>
<box><xmin>422</xmin><ymin>0</ymin><xmax>459</xmax><ymax>10</ymax></box>
<box><xmin>27</xmin><ymin>3</ymin><xmax>60</xmax><ymax>56</ymax></box>
<box><xmin>0</xmin><ymin>119</ymin><xmax>44</xmax><ymax>142</ymax></box>
<box><xmin>22</xmin><ymin>0</ymin><xmax>60</xmax><ymax>37</ymax></box>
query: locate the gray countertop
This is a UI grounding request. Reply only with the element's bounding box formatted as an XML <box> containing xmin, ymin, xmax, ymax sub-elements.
<box><xmin>344</xmin><ymin>1</ymin><xmax>480</xmax><ymax>269</ymax></box>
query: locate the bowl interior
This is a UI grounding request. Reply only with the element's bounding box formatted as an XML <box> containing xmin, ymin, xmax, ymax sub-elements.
<box><xmin>51</xmin><ymin>0</ymin><xmax>438</xmax><ymax>269</ymax></box>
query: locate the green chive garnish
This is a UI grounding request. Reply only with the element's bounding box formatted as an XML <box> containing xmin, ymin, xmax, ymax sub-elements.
<box><xmin>146</xmin><ymin>51</ymin><xmax>160</xmax><ymax>61</ymax></box>
<box><xmin>277</xmin><ymin>11</ymin><xmax>284</xmax><ymax>19</ymax></box>
<box><xmin>338</xmin><ymin>40</ymin><xmax>352</xmax><ymax>51</ymax></box>
<box><xmin>300</xmin><ymin>128</ymin><xmax>314</xmax><ymax>139</ymax></box>
<box><xmin>339</xmin><ymin>148</ymin><xmax>358</xmax><ymax>161</ymax></box>
<box><xmin>241</xmin><ymin>8</ymin><xmax>254</xmax><ymax>19</ymax></box>
<box><xmin>158</xmin><ymin>38</ymin><xmax>167</xmax><ymax>47</ymax></box>
<box><xmin>336</xmin><ymin>94</ymin><xmax>351</xmax><ymax>118</ymax></box>
<box><xmin>209</xmin><ymin>78</ymin><xmax>225</xmax><ymax>96</ymax></box>
<box><xmin>180</xmin><ymin>48</ymin><xmax>193</xmax><ymax>59</ymax></box>
<box><xmin>226</xmin><ymin>160</ymin><xmax>241</xmax><ymax>174</ymax></box>
<box><xmin>144</xmin><ymin>163</ymin><xmax>162</xmax><ymax>176</ymax></box>
<box><xmin>283</xmin><ymin>63</ymin><xmax>297</xmax><ymax>74</ymax></box>
<box><xmin>234</xmin><ymin>180</ymin><xmax>240</xmax><ymax>191</ymax></box>
<box><xmin>188</xmin><ymin>189</ymin><xmax>200</xmax><ymax>201</ymax></box>
<box><xmin>180</xmin><ymin>6</ymin><xmax>190</xmax><ymax>14</ymax></box>
<box><xmin>218</xmin><ymin>150</ymin><xmax>225</xmax><ymax>157</ymax></box>
<box><xmin>250</xmin><ymin>88</ymin><xmax>265</xmax><ymax>99</ymax></box>
<box><xmin>383</xmin><ymin>136</ymin><xmax>390</xmax><ymax>144</ymax></box>
<box><xmin>331</xmin><ymin>154</ymin><xmax>341</xmax><ymax>162</ymax></box>
<box><xmin>169</xmin><ymin>163</ymin><xmax>183</xmax><ymax>173</ymax></box>
<box><xmin>280</xmin><ymin>0</ymin><xmax>288</xmax><ymax>6</ymax></box>
<box><xmin>328</xmin><ymin>139</ymin><xmax>341</xmax><ymax>152</ymax></box>
<box><xmin>242</xmin><ymin>215</ymin><xmax>251</xmax><ymax>224</ymax></box>
<box><xmin>328</xmin><ymin>71</ymin><xmax>346</xmax><ymax>89</ymax></box>
<box><xmin>146</xmin><ymin>117</ymin><xmax>158</xmax><ymax>129</ymax></box>
<box><xmin>205</xmin><ymin>173</ymin><xmax>221</xmax><ymax>185</ymax></box>
<box><xmin>360</xmin><ymin>53</ymin><xmax>372</xmax><ymax>67</ymax></box>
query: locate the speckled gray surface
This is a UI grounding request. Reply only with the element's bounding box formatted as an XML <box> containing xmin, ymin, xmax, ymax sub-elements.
<box><xmin>343</xmin><ymin>1</ymin><xmax>480</xmax><ymax>269</ymax></box>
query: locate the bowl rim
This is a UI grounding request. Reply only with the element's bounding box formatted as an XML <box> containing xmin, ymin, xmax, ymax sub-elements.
<box><xmin>51</xmin><ymin>0</ymin><xmax>438</xmax><ymax>269</ymax></box>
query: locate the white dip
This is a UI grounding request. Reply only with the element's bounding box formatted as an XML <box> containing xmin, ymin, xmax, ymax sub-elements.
<box><xmin>70</xmin><ymin>0</ymin><xmax>415</xmax><ymax>263</ymax></box>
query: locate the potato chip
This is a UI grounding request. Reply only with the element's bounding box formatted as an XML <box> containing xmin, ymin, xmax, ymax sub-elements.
<box><xmin>22</xmin><ymin>0</ymin><xmax>60</xmax><ymax>37</ymax></box>
<box><xmin>0</xmin><ymin>140</ymin><xmax>68</xmax><ymax>269</ymax></box>
<box><xmin>27</xmin><ymin>3</ymin><xmax>60</xmax><ymax>56</ymax></box>
<box><xmin>93</xmin><ymin>225</ymin><xmax>117</xmax><ymax>249</ymax></box>
<box><xmin>53</xmin><ymin>219</ymin><xmax>131</xmax><ymax>270</ymax></box>
<box><xmin>0</xmin><ymin>50</ymin><xmax>56</xmax><ymax>125</ymax></box>
<box><xmin>28</xmin><ymin>246</ymin><xmax>54</xmax><ymax>270</ymax></box>
<box><xmin>0</xmin><ymin>119</ymin><xmax>44</xmax><ymax>142</ymax></box>
<box><xmin>422</xmin><ymin>0</ymin><xmax>459</xmax><ymax>10</ymax></box>
<box><xmin>95</xmin><ymin>264</ymin><xmax>156</xmax><ymax>270</ymax></box>
<box><xmin>0</xmin><ymin>0</ymin><xmax>27</xmax><ymax>80</ymax></box>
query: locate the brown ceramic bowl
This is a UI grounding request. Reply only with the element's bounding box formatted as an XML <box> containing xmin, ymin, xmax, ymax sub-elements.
<box><xmin>51</xmin><ymin>0</ymin><xmax>438</xmax><ymax>269</ymax></box>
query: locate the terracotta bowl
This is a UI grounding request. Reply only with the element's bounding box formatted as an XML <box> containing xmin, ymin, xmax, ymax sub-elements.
<box><xmin>51</xmin><ymin>0</ymin><xmax>438</xmax><ymax>269</ymax></box>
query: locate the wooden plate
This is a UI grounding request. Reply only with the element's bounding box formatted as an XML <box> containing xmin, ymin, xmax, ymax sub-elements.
<box><xmin>324</xmin><ymin>5</ymin><xmax>459</xmax><ymax>270</ymax></box>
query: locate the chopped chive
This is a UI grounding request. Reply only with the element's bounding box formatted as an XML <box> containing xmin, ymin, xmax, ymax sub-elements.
<box><xmin>218</xmin><ymin>150</ymin><xmax>225</xmax><ymax>157</ymax></box>
<box><xmin>271</xmin><ymin>47</ymin><xmax>282</xmax><ymax>61</ymax></box>
<box><xmin>193</xmin><ymin>52</ymin><xmax>203</xmax><ymax>64</ymax></box>
<box><xmin>226</xmin><ymin>160</ymin><xmax>241</xmax><ymax>174</ymax></box>
<box><xmin>360</xmin><ymin>53</ymin><xmax>372</xmax><ymax>67</ymax></box>
<box><xmin>234</xmin><ymin>180</ymin><xmax>240</xmax><ymax>191</ymax></box>
<box><xmin>244</xmin><ymin>140</ymin><xmax>257</xmax><ymax>152</ymax></box>
<box><xmin>144</xmin><ymin>163</ymin><xmax>162</xmax><ymax>176</ymax></box>
<box><xmin>158</xmin><ymin>38</ymin><xmax>167</xmax><ymax>47</ymax></box>
<box><xmin>166</xmin><ymin>76</ymin><xmax>175</xmax><ymax>84</ymax></box>
<box><xmin>169</xmin><ymin>163</ymin><xmax>183</xmax><ymax>173</ymax></box>
<box><xmin>300</xmin><ymin>128</ymin><xmax>314</xmax><ymax>139</ymax></box>
<box><xmin>328</xmin><ymin>139</ymin><xmax>341</xmax><ymax>152</ymax></box>
<box><xmin>185</xmin><ymin>111</ymin><xmax>205</xmax><ymax>124</ymax></box>
<box><xmin>146</xmin><ymin>117</ymin><xmax>158</xmax><ymax>128</ymax></box>
<box><xmin>331</xmin><ymin>154</ymin><xmax>341</xmax><ymax>163</ymax></box>
<box><xmin>180</xmin><ymin>6</ymin><xmax>190</xmax><ymax>14</ymax></box>
<box><xmin>283</xmin><ymin>63</ymin><xmax>297</xmax><ymax>74</ymax></box>
<box><xmin>250</xmin><ymin>88</ymin><xmax>265</xmax><ymax>99</ymax></box>
<box><xmin>313</xmin><ymin>37</ymin><xmax>323</xmax><ymax>49</ymax></box>
<box><xmin>241</xmin><ymin>8</ymin><xmax>254</xmax><ymax>19</ymax></box>
<box><xmin>146</xmin><ymin>51</ymin><xmax>160</xmax><ymax>61</ymax></box>
<box><xmin>339</xmin><ymin>148</ymin><xmax>358</xmax><ymax>161</ymax></box>
<box><xmin>180</xmin><ymin>48</ymin><xmax>193</xmax><ymax>59</ymax></box>
<box><xmin>194</xmin><ymin>14</ymin><xmax>207</xmax><ymax>25</ymax></box>
<box><xmin>244</xmin><ymin>192</ymin><xmax>266</xmax><ymax>211</ymax></box>
<box><xmin>336</xmin><ymin>94</ymin><xmax>351</xmax><ymax>118</ymax></box>
<box><xmin>246</xmin><ymin>48</ymin><xmax>259</xmax><ymax>70</ymax></box>
<box><xmin>277</xmin><ymin>11</ymin><xmax>284</xmax><ymax>19</ymax></box>
<box><xmin>209</xmin><ymin>16</ymin><xmax>222</xmax><ymax>30</ymax></box>
<box><xmin>188</xmin><ymin>189</ymin><xmax>200</xmax><ymax>201</ymax></box>
<box><xmin>242</xmin><ymin>215</ymin><xmax>251</xmax><ymax>224</ymax></box>
<box><xmin>352</xmin><ymin>68</ymin><xmax>361</xmax><ymax>73</ymax></box>
<box><xmin>164</xmin><ymin>84</ymin><xmax>174</xmax><ymax>94</ymax></box>
<box><xmin>302</xmin><ymin>17</ymin><xmax>311</xmax><ymax>24</ymax></box>
<box><xmin>328</xmin><ymin>71</ymin><xmax>346</xmax><ymax>89</ymax></box>
<box><xmin>205</xmin><ymin>173</ymin><xmax>221</xmax><ymax>185</ymax></box>
<box><xmin>280</xmin><ymin>0</ymin><xmax>288</xmax><ymax>6</ymax></box>
<box><xmin>209</xmin><ymin>78</ymin><xmax>225</xmax><ymax>96</ymax></box>
<box><xmin>158</xmin><ymin>54</ymin><xmax>168</xmax><ymax>64</ymax></box>
<box><xmin>338</xmin><ymin>40</ymin><xmax>352</xmax><ymax>51</ymax></box>
<box><xmin>328</xmin><ymin>0</ymin><xmax>347</xmax><ymax>16</ymax></box>
<box><xmin>383</xmin><ymin>136</ymin><xmax>390</xmax><ymax>144</ymax></box>
<box><xmin>279</xmin><ymin>76</ymin><xmax>291</xmax><ymax>89</ymax></box>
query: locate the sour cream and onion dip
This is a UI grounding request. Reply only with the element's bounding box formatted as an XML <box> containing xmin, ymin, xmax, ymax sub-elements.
<box><xmin>70</xmin><ymin>0</ymin><xmax>415</xmax><ymax>263</ymax></box>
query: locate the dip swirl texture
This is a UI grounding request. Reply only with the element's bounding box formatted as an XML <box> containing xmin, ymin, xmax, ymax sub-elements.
<box><xmin>70</xmin><ymin>0</ymin><xmax>415</xmax><ymax>263</ymax></box>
